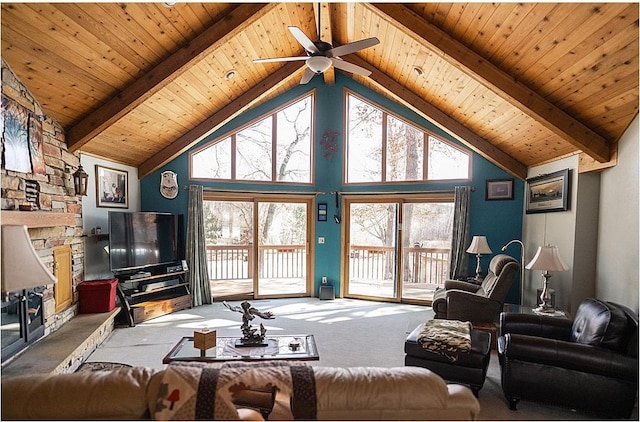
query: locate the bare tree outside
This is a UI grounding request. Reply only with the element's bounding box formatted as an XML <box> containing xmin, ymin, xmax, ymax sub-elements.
<box><xmin>345</xmin><ymin>93</ymin><xmax>464</xmax><ymax>299</ymax></box>
<box><xmin>200</xmin><ymin>95</ymin><xmax>313</xmax><ymax>297</ymax></box>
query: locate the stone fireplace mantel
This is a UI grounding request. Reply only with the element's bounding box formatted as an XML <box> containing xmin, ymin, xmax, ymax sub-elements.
<box><xmin>1</xmin><ymin>211</ymin><xmax>76</xmax><ymax>228</ymax></box>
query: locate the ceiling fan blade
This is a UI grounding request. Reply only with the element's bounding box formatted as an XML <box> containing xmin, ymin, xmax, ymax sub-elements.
<box><xmin>288</xmin><ymin>26</ymin><xmax>319</xmax><ymax>54</ymax></box>
<box><xmin>253</xmin><ymin>56</ymin><xmax>309</xmax><ymax>63</ymax></box>
<box><xmin>326</xmin><ymin>37</ymin><xmax>379</xmax><ymax>58</ymax></box>
<box><xmin>330</xmin><ymin>58</ymin><xmax>372</xmax><ymax>77</ymax></box>
<box><xmin>300</xmin><ymin>68</ymin><xmax>316</xmax><ymax>85</ymax></box>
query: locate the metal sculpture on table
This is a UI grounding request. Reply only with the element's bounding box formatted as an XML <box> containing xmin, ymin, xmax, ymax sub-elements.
<box><xmin>223</xmin><ymin>301</ymin><xmax>275</xmax><ymax>347</ymax></box>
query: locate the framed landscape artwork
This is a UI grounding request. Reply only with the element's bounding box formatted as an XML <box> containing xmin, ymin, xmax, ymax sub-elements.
<box><xmin>486</xmin><ymin>179</ymin><xmax>514</xmax><ymax>201</ymax></box>
<box><xmin>525</xmin><ymin>169</ymin><xmax>570</xmax><ymax>214</ymax></box>
<box><xmin>96</xmin><ymin>165</ymin><xmax>128</xmax><ymax>208</ymax></box>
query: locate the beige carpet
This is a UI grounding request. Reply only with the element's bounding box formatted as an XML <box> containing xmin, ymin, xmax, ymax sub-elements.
<box><xmin>88</xmin><ymin>297</ymin><xmax>637</xmax><ymax>420</ymax></box>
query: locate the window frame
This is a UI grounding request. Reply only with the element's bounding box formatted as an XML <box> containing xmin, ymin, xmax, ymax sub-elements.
<box><xmin>344</xmin><ymin>90</ymin><xmax>471</xmax><ymax>185</ymax></box>
<box><xmin>189</xmin><ymin>91</ymin><xmax>316</xmax><ymax>185</ymax></box>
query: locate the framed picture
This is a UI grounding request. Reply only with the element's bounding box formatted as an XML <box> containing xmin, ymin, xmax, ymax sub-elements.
<box><xmin>317</xmin><ymin>202</ymin><xmax>328</xmax><ymax>221</ymax></box>
<box><xmin>525</xmin><ymin>169</ymin><xmax>570</xmax><ymax>214</ymax></box>
<box><xmin>96</xmin><ymin>165</ymin><xmax>128</xmax><ymax>208</ymax></box>
<box><xmin>486</xmin><ymin>178</ymin><xmax>514</xmax><ymax>201</ymax></box>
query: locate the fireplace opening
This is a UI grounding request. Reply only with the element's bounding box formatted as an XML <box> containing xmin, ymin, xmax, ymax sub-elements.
<box><xmin>1</xmin><ymin>287</ymin><xmax>45</xmax><ymax>363</ymax></box>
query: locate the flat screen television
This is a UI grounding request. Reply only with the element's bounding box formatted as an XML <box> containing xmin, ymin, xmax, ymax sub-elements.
<box><xmin>108</xmin><ymin>211</ymin><xmax>184</xmax><ymax>274</ymax></box>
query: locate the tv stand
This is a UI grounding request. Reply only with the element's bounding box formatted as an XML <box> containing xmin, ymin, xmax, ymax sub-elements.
<box><xmin>115</xmin><ymin>267</ymin><xmax>191</xmax><ymax>327</ymax></box>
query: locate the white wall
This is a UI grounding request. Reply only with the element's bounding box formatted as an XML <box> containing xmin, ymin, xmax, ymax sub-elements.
<box><xmin>524</xmin><ymin>155</ymin><xmax>585</xmax><ymax>313</ymax></box>
<box><xmin>596</xmin><ymin>115</ymin><xmax>639</xmax><ymax>312</ymax></box>
<box><xmin>524</xmin><ymin>116</ymin><xmax>639</xmax><ymax>314</ymax></box>
<box><xmin>80</xmin><ymin>155</ymin><xmax>140</xmax><ymax>280</ymax></box>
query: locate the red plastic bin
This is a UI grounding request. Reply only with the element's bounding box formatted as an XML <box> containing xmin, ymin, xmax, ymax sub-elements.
<box><xmin>77</xmin><ymin>278</ymin><xmax>118</xmax><ymax>313</ymax></box>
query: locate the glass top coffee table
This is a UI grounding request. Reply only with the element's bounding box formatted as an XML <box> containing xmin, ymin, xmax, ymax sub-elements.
<box><xmin>163</xmin><ymin>334</ymin><xmax>319</xmax><ymax>364</ymax></box>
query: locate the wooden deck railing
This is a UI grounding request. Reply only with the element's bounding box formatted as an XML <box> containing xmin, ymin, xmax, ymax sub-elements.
<box><xmin>206</xmin><ymin>244</ymin><xmax>306</xmax><ymax>280</ymax></box>
<box><xmin>206</xmin><ymin>245</ymin><xmax>252</xmax><ymax>280</ymax></box>
<box><xmin>402</xmin><ymin>246</ymin><xmax>450</xmax><ymax>285</ymax></box>
<box><xmin>349</xmin><ymin>245</ymin><xmax>450</xmax><ymax>286</ymax></box>
<box><xmin>206</xmin><ymin>244</ymin><xmax>450</xmax><ymax>286</ymax></box>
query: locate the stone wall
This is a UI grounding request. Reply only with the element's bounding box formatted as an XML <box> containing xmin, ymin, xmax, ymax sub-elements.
<box><xmin>1</xmin><ymin>58</ymin><xmax>84</xmax><ymax>334</ymax></box>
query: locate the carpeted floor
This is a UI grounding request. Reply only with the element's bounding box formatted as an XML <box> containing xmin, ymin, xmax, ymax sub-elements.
<box><xmin>88</xmin><ymin>297</ymin><xmax>637</xmax><ymax>420</ymax></box>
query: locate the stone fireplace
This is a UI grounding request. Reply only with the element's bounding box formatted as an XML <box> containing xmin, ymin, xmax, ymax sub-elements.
<box><xmin>1</xmin><ymin>59</ymin><xmax>85</xmax><ymax>365</ymax></box>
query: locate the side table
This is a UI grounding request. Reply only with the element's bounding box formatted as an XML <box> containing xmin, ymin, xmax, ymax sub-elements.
<box><xmin>503</xmin><ymin>303</ymin><xmax>569</xmax><ymax>319</ymax></box>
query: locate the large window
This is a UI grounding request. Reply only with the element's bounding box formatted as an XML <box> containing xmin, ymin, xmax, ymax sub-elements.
<box><xmin>345</xmin><ymin>92</ymin><xmax>470</xmax><ymax>184</ymax></box>
<box><xmin>190</xmin><ymin>93</ymin><xmax>314</xmax><ymax>183</ymax></box>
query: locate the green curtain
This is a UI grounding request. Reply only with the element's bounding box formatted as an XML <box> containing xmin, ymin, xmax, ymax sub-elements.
<box><xmin>186</xmin><ymin>185</ymin><xmax>212</xmax><ymax>306</ymax></box>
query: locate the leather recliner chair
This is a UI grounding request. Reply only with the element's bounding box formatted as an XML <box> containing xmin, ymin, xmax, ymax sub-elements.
<box><xmin>498</xmin><ymin>298</ymin><xmax>639</xmax><ymax>419</ymax></box>
<box><xmin>432</xmin><ymin>254</ymin><xmax>519</xmax><ymax>323</ymax></box>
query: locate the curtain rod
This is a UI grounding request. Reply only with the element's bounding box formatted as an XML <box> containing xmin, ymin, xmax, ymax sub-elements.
<box><xmin>183</xmin><ymin>186</ymin><xmax>474</xmax><ymax>196</ymax></box>
<box><xmin>331</xmin><ymin>187</ymin><xmax>475</xmax><ymax>195</ymax></box>
<box><xmin>185</xmin><ymin>185</ymin><xmax>324</xmax><ymax>196</ymax></box>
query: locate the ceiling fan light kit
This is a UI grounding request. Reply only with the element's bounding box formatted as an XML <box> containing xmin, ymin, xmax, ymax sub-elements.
<box><xmin>306</xmin><ymin>56</ymin><xmax>332</xmax><ymax>73</ymax></box>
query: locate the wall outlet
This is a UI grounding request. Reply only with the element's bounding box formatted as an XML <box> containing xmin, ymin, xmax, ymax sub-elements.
<box><xmin>321</xmin><ymin>276</ymin><xmax>327</xmax><ymax>284</ymax></box>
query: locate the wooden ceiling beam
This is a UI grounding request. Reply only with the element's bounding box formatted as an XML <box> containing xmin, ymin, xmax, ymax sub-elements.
<box><xmin>66</xmin><ymin>3</ymin><xmax>277</xmax><ymax>153</ymax></box>
<box><xmin>138</xmin><ymin>61</ymin><xmax>305</xmax><ymax>178</ymax></box>
<box><xmin>348</xmin><ymin>55</ymin><xmax>528</xmax><ymax>179</ymax></box>
<box><xmin>316</xmin><ymin>2</ymin><xmax>335</xmax><ymax>86</ymax></box>
<box><xmin>369</xmin><ymin>3</ymin><xmax>611</xmax><ymax>163</ymax></box>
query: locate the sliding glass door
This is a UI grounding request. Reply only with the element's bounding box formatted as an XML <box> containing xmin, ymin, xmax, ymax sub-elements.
<box><xmin>346</xmin><ymin>202</ymin><xmax>398</xmax><ymax>299</ymax></box>
<box><xmin>344</xmin><ymin>195</ymin><xmax>453</xmax><ymax>303</ymax></box>
<box><xmin>205</xmin><ymin>195</ymin><xmax>312</xmax><ymax>300</ymax></box>
<box><xmin>205</xmin><ymin>199</ymin><xmax>254</xmax><ymax>299</ymax></box>
<box><xmin>256</xmin><ymin>201</ymin><xmax>308</xmax><ymax>296</ymax></box>
<box><xmin>400</xmin><ymin>201</ymin><xmax>454</xmax><ymax>302</ymax></box>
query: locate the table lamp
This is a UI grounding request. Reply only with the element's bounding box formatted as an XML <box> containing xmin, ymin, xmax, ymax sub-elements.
<box><xmin>525</xmin><ymin>245</ymin><xmax>568</xmax><ymax>313</ymax></box>
<box><xmin>466</xmin><ymin>235</ymin><xmax>492</xmax><ymax>281</ymax></box>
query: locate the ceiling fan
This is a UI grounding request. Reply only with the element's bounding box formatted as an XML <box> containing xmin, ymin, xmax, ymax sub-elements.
<box><xmin>254</xmin><ymin>23</ymin><xmax>379</xmax><ymax>84</ymax></box>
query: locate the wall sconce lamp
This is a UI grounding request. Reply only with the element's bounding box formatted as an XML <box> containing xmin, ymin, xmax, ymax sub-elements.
<box><xmin>525</xmin><ymin>245</ymin><xmax>568</xmax><ymax>313</ymax></box>
<box><xmin>466</xmin><ymin>235</ymin><xmax>492</xmax><ymax>281</ymax></box>
<box><xmin>1</xmin><ymin>225</ymin><xmax>57</xmax><ymax>298</ymax></box>
<box><xmin>73</xmin><ymin>164</ymin><xmax>89</xmax><ymax>196</ymax></box>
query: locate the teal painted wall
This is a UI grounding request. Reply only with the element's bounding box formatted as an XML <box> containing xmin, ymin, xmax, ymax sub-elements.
<box><xmin>141</xmin><ymin>73</ymin><xmax>524</xmax><ymax>303</ymax></box>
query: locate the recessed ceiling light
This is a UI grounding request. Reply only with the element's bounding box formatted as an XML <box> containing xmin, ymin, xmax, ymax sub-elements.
<box><xmin>413</xmin><ymin>66</ymin><xmax>424</xmax><ymax>77</ymax></box>
<box><xmin>163</xmin><ymin>1</ymin><xmax>177</xmax><ymax>7</ymax></box>
<box><xmin>225</xmin><ymin>69</ymin><xmax>237</xmax><ymax>80</ymax></box>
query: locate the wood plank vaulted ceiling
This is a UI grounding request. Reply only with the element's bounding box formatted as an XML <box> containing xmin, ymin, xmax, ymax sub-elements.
<box><xmin>2</xmin><ymin>3</ymin><xmax>638</xmax><ymax>180</ymax></box>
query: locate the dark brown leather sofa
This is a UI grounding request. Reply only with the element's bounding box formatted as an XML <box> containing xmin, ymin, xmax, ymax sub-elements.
<box><xmin>498</xmin><ymin>298</ymin><xmax>638</xmax><ymax>419</ymax></box>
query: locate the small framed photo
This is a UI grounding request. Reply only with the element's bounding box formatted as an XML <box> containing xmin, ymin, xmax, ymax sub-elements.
<box><xmin>317</xmin><ymin>202</ymin><xmax>328</xmax><ymax>221</ymax></box>
<box><xmin>96</xmin><ymin>165</ymin><xmax>128</xmax><ymax>208</ymax></box>
<box><xmin>486</xmin><ymin>179</ymin><xmax>514</xmax><ymax>201</ymax></box>
<box><xmin>525</xmin><ymin>169</ymin><xmax>570</xmax><ymax>214</ymax></box>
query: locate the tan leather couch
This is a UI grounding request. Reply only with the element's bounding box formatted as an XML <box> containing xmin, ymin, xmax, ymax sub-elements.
<box><xmin>2</xmin><ymin>365</ymin><xmax>480</xmax><ymax>420</ymax></box>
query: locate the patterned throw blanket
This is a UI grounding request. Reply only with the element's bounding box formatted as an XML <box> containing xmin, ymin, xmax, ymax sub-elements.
<box><xmin>153</xmin><ymin>361</ymin><xmax>316</xmax><ymax>420</ymax></box>
<box><xmin>418</xmin><ymin>319</ymin><xmax>472</xmax><ymax>362</ymax></box>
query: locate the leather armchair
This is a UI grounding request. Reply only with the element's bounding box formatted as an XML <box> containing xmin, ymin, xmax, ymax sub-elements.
<box><xmin>498</xmin><ymin>298</ymin><xmax>639</xmax><ymax>418</ymax></box>
<box><xmin>432</xmin><ymin>254</ymin><xmax>519</xmax><ymax>323</ymax></box>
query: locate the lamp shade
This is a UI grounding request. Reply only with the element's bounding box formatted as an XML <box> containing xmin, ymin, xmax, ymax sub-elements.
<box><xmin>466</xmin><ymin>236</ymin><xmax>492</xmax><ymax>254</ymax></box>
<box><xmin>306</xmin><ymin>56</ymin><xmax>332</xmax><ymax>73</ymax></box>
<box><xmin>525</xmin><ymin>245</ymin><xmax>569</xmax><ymax>271</ymax></box>
<box><xmin>1</xmin><ymin>225</ymin><xmax>57</xmax><ymax>294</ymax></box>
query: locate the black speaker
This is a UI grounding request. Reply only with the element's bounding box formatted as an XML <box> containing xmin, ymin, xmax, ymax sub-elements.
<box><xmin>319</xmin><ymin>285</ymin><xmax>334</xmax><ymax>300</ymax></box>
